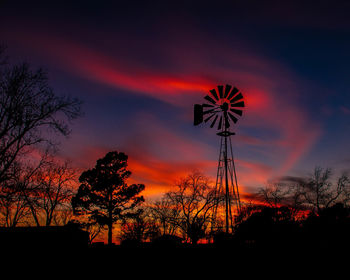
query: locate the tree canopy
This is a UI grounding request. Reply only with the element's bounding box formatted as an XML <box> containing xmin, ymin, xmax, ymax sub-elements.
<box><xmin>0</xmin><ymin>48</ymin><xmax>82</xmax><ymax>183</ymax></box>
<box><xmin>71</xmin><ymin>151</ymin><xmax>145</xmax><ymax>245</ymax></box>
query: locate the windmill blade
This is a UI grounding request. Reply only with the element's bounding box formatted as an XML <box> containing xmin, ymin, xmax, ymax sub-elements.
<box><xmin>202</xmin><ymin>104</ymin><xmax>215</xmax><ymax>108</ymax></box>
<box><xmin>230</xmin><ymin>93</ymin><xmax>243</xmax><ymax>104</ymax></box>
<box><xmin>224</xmin><ymin>84</ymin><xmax>232</xmax><ymax>98</ymax></box>
<box><xmin>210</xmin><ymin>115</ymin><xmax>219</xmax><ymax>128</ymax></box>
<box><xmin>204</xmin><ymin>112</ymin><xmax>216</xmax><ymax>123</ymax></box>
<box><xmin>203</xmin><ymin>108</ymin><xmax>217</xmax><ymax>115</ymax></box>
<box><xmin>227</xmin><ymin>87</ymin><xmax>239</xmax><ymax>100</ymax></box>
<box><xmin>230</xmin><ymin>108</ymin><xmax>243</xmax><ymax>116</ymax></box>
<box><xmin>231</xmin><ymin>101</ymin><xmax>245</xmax><ymax>108</ymax></box>
<box><xmin>218</xmin><ymin>116</ymin><xmax>223</xmax><ymax>130</ymax></box>
<box><xmin>217</xmin><ymin>85</ymin><xmax>224</xmax><ymax>99</ymax></box>
<box><xmin>209</xmin><ymin>89</ymin><xmax>219</xmax><ymax>101</ymax></box>
<box><xmin>228</xmin><ymin>112</ymin><xmax>238</xmax><ymax>123</ymax></box>
<box><xmin>204</xmin><ymin>95</ymin><xmax>217</xmax><ymax>105</ymax></box>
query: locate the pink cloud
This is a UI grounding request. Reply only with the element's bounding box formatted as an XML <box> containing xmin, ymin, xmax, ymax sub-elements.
<box><xmin>6</xmin><ymin>26</ymin><xmax>323</xmax><ymax>196</ymax></box>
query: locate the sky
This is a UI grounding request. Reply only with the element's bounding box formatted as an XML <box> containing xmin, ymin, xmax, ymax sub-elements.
<box><xmin>1</xmin><ymin>0</ymin><xmax>350</xmax><ymax>201</ymax></box>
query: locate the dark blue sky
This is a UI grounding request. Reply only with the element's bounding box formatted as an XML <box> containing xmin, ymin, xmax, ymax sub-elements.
<box><xmin>1</xmin><ymin>0</ymin><xmax>350</xmax><ymax>198</ymax></box>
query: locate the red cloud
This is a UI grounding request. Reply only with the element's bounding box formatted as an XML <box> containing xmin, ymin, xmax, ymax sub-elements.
<box><xmin>6</xmin><ymin>27</ymin><xmax>322</xmax><ymax>199</ymax></box>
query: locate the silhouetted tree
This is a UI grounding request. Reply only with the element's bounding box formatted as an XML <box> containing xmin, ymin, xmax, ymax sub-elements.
<box><xmin>234</xmin><ymin>202</ymin><xmax>263</xmax><ymax>225</ymax></box>
<box><xmin>302</xmin><ymin>203</ymin><xmax>350</xmax><ymax>250</ymax></box>
<box><xmin>0</xmin><ymin>154</ymin><xmax>47</xmax><ymax>226</ymax></box>
<box><xmin>71</xmin><ymin>151</ymin><xmax>145</xmax><ymax>245</ymax></box>
<box><xmin>119</xmin><ymin>208</ymin><xmax>152</xmax><ymax>246</ymax></box>
<box><xmin>52</xmin><ymin>206</ymin><xmax>74</xmax><ymax>226</ymax></box>
<box><xmin>0</xmin><ymin>186</ymin><xmax>27</xmax><ymax>227</ymax></box>
<box><xmin>0</xmin><ymin>48</ymin><xmax>82</xmax><ymax>184</ymax></box>
<box><xmin>0</xmin><ymin>154</ymin><xmax>77</xmax><ymax>227</ymax></box>
<box><xmin>164</xmin><ymin>171</ymin><xmax>217</xmax><ymax>244</ymax></box>
<box><xmin>68</xmin><ymin>219</ymin><xmax>103</xmax><ymax>245</ymax></box>
<box><xmin>258</xmin><ymin>167</ymin><xmax>350</xmax><ymax>216</ymax></box>
<box><xmin>25</xmin><ymin>159</ymin><xmax>76</xmax><ymax>226</ymax></box>
<box><xmin>148</xmin><ymin>195</ymin><xmax>181</xmax><ymax>236</ymax></box>
<box><xmin>258</xmin><ymin>180</ymin><xmax>305</xmax><ymax>219</ymax></box>
<box><xmin>302</xmin><ymin>167</ymin><xmax>350</xmax><ymax>212</ymax></box>
<box><xmin>234</xmin><ymin>206</ymin><xmax>299</xmax><ymax>250</ymax></box>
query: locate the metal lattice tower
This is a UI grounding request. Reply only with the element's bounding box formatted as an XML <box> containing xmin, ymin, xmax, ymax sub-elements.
<box><xmin>213</xmin><ymin>126</ymin><xmax>241</xmax><ymax>233</ymax></box>
<box><xmin>194</xmin><ymin>84</ymin><xmax>244</xmax><ymax>233</ymax></box>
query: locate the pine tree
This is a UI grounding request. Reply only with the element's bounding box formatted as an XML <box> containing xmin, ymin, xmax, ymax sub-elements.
<box><xmin>72</xmin><ymin>151</ymin><xmax>145</xmax><ymax>245</ymax></box>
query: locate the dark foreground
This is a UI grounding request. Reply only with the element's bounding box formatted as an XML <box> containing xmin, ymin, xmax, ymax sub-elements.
<box><xmin>2</xmin><ymin>240</ymin><xmax>348</xmax><ymax>277</ymax></box>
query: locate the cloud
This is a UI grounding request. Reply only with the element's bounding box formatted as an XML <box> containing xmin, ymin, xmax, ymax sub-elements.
<box><xmin>127</xmin><ymin>158</ymin><xmax>216</xmax><ymax>199</ymax></box>
<box><xmin>4</xmin><ymin>25</ymin><xmax>323</xmax><ymax>198</ymax></box>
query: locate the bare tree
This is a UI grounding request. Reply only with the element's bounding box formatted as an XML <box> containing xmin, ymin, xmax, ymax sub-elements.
<box><xmin>27</xmin><ymin>160</ymin><xmax>76</xmax><ymax>226</ymax></box>
<box><xmin>164</xmin><ymin>171</ymin><xmax>217</xmax><ymax>244</ymax></box>
<box><xmin>148</xmin><ymin>195</ymin><xmax>181</xmax><ymax>236</ymax></box>
<box><xmin>0</xmin><ymin>157</ymin><xmax>46</xmax><ymax>227</ymax></box>
<box><xmin>338</xmin><ymin>173</ymin><xmax>350</xmax><ymax>206</ymax></box>
<box><xmin>302</xmin><ymin>167</ymin><xmax>350</xmax><ymax>212</ymax></box>
<box><xmin>0</xmin><ymin>155</ymin><xmax>77</xmax><ymax>227</ymax></box>
<box><xmin>0</xmin><ymin>51</ymin><xmax>82</xmax><ymax>183</ymax></box>
<box><xmin>52</xmin><ymin>206</ymin><xmax>74</xmax><ymax>226</ymax></box>
<box><xmin>259</xmin><ymin>183</ymin><xmax>289</xmax><ymax>208</ymax></box>
<box><xmin>258</xmin><ymin>167</ymin><xmax>350</xmax><ymax>215</ymax></box>
<box><xmin>258</xmin><ymin>180</ymin><xmax>304</xmax><ymax>218</ymax></box>
<box><xmin>0</xmin><ymin>164</ymin><xmax>29</xmax><ymax>227</ymax></box>
<box><xmin>119</xmin><ymin>209</ymin><xmax>151</xmax><ymax>244</ymax></box>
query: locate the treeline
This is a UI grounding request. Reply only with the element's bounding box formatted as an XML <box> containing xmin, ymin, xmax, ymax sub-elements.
<box><xmin>83</xmin><ymin>164</ymin><xmax>350</xmax><ymax>249</ymax></box>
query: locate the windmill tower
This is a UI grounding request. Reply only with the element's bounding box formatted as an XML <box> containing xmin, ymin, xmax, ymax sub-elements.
<box><xmin>194</xmin><ymin>84</ymin><xmax>245</xmax><ymax>233</ymax></box>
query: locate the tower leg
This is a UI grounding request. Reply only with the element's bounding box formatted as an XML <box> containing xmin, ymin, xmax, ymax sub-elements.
<box><xmin>212</xmin><ymin>136</ymin><xmax>224</xmax><ymax>233</ymax></box>
<box><xmin>213</xmin><ymin>131</ymin><xmax>241</xmax><ymax>234</ymax></box>
<box><xmin>224</xmin><ymin>135</ymin><xmax>230</xmax><ymax>233</ymax></box>
<box><xmin>229</xmin><ymin>135</ymin><xmax>241</xmax><ymax>214</ymax></box>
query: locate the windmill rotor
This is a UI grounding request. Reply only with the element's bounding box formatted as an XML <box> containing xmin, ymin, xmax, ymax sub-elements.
<box><xmin>194</xmin><ymin>84</ymin><xmax>245</xmax><ymax>131</ymax></box>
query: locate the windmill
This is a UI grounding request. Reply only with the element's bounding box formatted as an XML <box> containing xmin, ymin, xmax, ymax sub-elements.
<box><xmin>194</xmin><ymin>84</ymin><xmax>245</xmax><ymax>233</ymax></box>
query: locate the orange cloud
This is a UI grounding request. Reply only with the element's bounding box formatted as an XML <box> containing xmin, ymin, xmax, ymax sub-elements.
<box><xmin>127</xmin><ymin>158</ymin><xmax>216</xmax><ymax>199</ymax></box>
<box><xmin>7</xmin><ymin>27</ymin><xmax>322</xmax><ymax>198</ymax></box>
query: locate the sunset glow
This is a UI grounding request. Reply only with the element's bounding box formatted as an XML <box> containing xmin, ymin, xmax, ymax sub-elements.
<box><xmin>1</xmin><ymin>1</ymin><xmax>349</xmax><ymax>204</ymax></box>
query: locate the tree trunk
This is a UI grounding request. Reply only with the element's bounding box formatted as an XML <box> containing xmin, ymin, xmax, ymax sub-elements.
<box><xmin>190</xmin><ymin>235</ymin><xmax>199</xmax><ymax>245</ymax></box>
<box><xmin>107</xmin><ymin>191</ymin><xmax>113</xmax><ymax>246</ymax></box>
<box><xmin>108</xmin><ymin>223</ymin><xmax>113</xmax><ymax>246</ymax></box>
